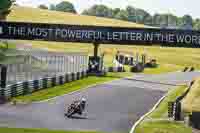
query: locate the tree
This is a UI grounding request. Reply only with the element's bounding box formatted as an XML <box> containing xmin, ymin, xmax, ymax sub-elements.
<box><xmin>112</xmin><ymin>8</ymin><xmax>121</xmax><ymax>17</ymax></box>
<box><xmin>49</xmin><ymin>4</ymin><xmax>56</xmax><ymax>10</ymax></box>
<box><xmin>179</xmin><ymin>15</ymin><xmax>193</xmax><ymax>29</ymax></box>
<box><xmin>38</xmin><ymin>4</ymin><xmax>48</xmax><ymax>10</ymax></box>
<box><xmin>153</xmin><ymin>14</ymin><xmax>163</xmax><ymax>27</ymax></box>
<box><xmin>126</xmin><ymin>6</ymin><xmax>137</xmax><ymax>22</ymax></box>
<box><xmin>0</xmin><ymin>0</ymin><xmax>12</xmax><ymax>20</ymax></box>
<box><xmin>82</xmin><ymin>5</ymin><xmax>113</xmax><ymax>18</ymax></box>
<box><xmin>135</xmin><ymin>9</ymin><xmax>151</xmax><ymax>24</ymax></box>
<box><xmin>182</xmin><ymin>15</ymin><xmax>193</xmax><ymax>25</ymax></box>
<box><xmin>114</xmin><ymin>10</ymin><xmax>128</xmax><ymax>21</ymax></box>
<box><xmin>144</xmin><ymin>15</ymin><xmax>153</xmax><ymax>25</ymax></box>
<box><xmin>55</xmin><ymin>1</ymin><xmax>76</xmax><ymax>13</ymax></box>
<box><xmin>193</xmin><ymin>19</ymin><xmax>200</xmax><ymax>30</ymax></box>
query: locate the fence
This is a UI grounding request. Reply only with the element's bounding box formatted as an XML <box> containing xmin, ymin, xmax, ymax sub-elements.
<box><xmin>5</xmin><ymin>50</ymin><xmax>88</xmax><ymax>85</ymax></box>
<box><xmin>0</xmin><ymin>50</ymin><xmax>89</xmax><ymax>100</ymax></box>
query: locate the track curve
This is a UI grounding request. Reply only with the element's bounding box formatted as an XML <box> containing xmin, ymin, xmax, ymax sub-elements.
<box><xmin>0</xmin><ymin>72</ymin><xmax>199</xmax><ymax>132</ymax></box>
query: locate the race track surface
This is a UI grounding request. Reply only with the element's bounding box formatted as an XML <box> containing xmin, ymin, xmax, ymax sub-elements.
<box><xmin>0</xmin><ymin>72</ymin><xmax>199</xmax><ymax>132</ymax></box>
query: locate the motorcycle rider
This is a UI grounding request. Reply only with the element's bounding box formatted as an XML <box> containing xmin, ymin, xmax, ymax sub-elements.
<box><xmin>69</xmin><ymin>97</ymin><xmax>86</xmax><ymax>115</ymax></box>
<box><xmin>78</xmin><ymin>98</ymin><xmax>86</xmax><ymax>115</ymax></box>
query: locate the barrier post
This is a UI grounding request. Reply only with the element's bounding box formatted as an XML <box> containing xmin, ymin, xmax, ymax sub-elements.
<box><xmin>1</xmin><ymin>65</ymin><xmax>7</xmax><ymax>88</ymax></box>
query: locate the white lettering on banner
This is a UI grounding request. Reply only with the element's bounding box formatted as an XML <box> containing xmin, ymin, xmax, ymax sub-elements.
<box><xmin>107</xmin><ymin>32</ymin><xmax>112</xmax><ymax>40</ymax></box>
<box><xmin>4</xmin><ymin>24</ymin><xmax>200</xmax><ymax>45</ymax></box>
<box><xmin>130</xmin><ymin>32</ymin><xmax>136</xmax><ymax>41</ymax></box>
<box><xmin>185</xmin><ymin>35</ymin><xmax>192</xmax><ymax>44</ymax></box>
<box><xmin>113</xmin><ymin>32</ymin><xmax>119</xmax><ymax>41</ymax></box>
<box><xmin>144</xmin><ymin>33</ymin><xmax>153</xmax><ymax>41</ymax></box>
<box><xmin>136</xmin><ymin>33</ymin><xmax>142</xmax><ymax>41</ymax></box>
<box><xmin>169</xmin><ymin>34</ymin><xmax>175</xmax><ymax>43</ymax></box>
<box><xmin>177</xmin><ymin>35</ymin><xmax>184</xmax><ymax>43</ymax></box>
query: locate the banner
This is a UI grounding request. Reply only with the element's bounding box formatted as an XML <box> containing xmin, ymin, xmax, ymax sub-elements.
<box><xmin>0</xmin><ymin>21</ymin><xmax>200</xmax><ymax>47</ymax></box>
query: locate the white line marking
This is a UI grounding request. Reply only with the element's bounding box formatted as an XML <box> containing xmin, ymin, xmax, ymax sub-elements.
<box><xmin>129</xmin><ymin>87</ymin><xmax>176</xmax><ymax>133</ymax></box>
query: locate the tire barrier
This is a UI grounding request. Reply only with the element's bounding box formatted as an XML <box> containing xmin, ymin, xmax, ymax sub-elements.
<box><xmin>145</xmin><ymin>59</ymin><xmax>158</xmax><ymax>68</ymax></box>
<box><xmin>182</xmin><ymin>67</ymin><xmax>195</xmax><ymax>72</ymax></box>
<box><xmin>108</xmin><ymin>67</ymin><xmax>126</xmax><ymax>72</ymax></box>
<box><xmin>183</xmin><ymin>67</ymin><xmax>189</xmax><ymax>72</ymax></box>
<box><xmin>130</xmin><ymin>63</ymin><xmax>144</xmax><ymax>73</ymax></box>
<box><xmin>115</xmin><ymin>53</ymin><xmax>146</xmax><ymax>66</ymax></box>
<box><xmin>0</xmin><ymin>71</ymin><xmax>88</xmax><ymax>100</ymax></box>
<box><xmin>190</xmin><ymin>67</ymin><xmax>195</xmax><ymax>72</ymax></box>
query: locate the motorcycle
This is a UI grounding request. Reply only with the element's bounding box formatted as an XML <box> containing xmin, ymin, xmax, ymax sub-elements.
<box><xmin>65</xmin><ymin>101</ymin><xmax>85</xmax><ymax>118</ymax></box>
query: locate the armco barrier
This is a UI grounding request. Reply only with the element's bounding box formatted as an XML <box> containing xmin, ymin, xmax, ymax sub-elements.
<box><xmin>168</xmin><ymin>81</ymin><xmax>194</xmax><ymax>121</ymax></box>
<box><xmin>0</xmin><ymin>71</ymin><xmax>87</xmax><ymax>100</ymax></box>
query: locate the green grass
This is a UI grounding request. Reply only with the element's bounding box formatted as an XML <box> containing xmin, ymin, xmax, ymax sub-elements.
<box><xmin>143</xmin><ymin>64</ymin><xmax>183</xmax><ymax>74</ymax></box>
<box><xmin>135</xmin><ymin>120</ymin><xmax>192</xmax><ymax>133</ymax></box>
<box><xmin>8</xmin><ymin>6</ymin><xmax>146</xmax><ymax>28</ymax></box>
<box><xmin>134</xmin><ymin>86</ymin><xmax>191</xmax><ymax>133</ymax></box>
<box><xmin>13</xmin><ymin>72</ymin><xmax>131</xmax><ymax>102</ymax></box>
<box><xmin>182</xmin><ymin>78</ymin><xmax>200</xmax><ymax>113</ymax></box>
<box><xmin>149</xmin><ymin>85</ymin><xmax>188</xmax><ymax>118</ymax></box>
<box><xmin>0</xmin><ymin>127</ymin><xmax>103</xmax><ymax>133</ymax></box>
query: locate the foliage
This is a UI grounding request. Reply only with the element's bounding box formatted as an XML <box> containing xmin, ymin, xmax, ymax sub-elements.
<box><xmin>51</xmin><ymin>1</ymin><xmax>76</xmax><ymax>13</ymax></box>
<box><xmin>81</xmin><ymin>4</ymin><xmax>198</xmax><ymax>30</ymax></box>
<box><xmin>49</xmin><ymin>4</ymin><xmax>56</xmax><ymax>10</ymax></box>
<box><xmin>114</xmin><ymin>9</ymin><xmax>128</xmax><ymax>21</ymax></box>
<box><xmin>0</xmin><ymin>0</ymin><xmax>12</xmax><ymax>20</ymax></box>
<box><xmin>82</xmin><ymin>4</ymin><xmax>113</xmax><ymax>18</ymax></box>
<box><xmin>38</xmin><ymin>4</ymin><xmax>48</xmax><ymax>10</ymax></box>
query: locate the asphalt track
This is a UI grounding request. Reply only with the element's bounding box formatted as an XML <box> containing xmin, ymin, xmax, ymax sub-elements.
<box><xmin>0</xmin><ymin>72</ymin><xmax>200</xmax><ymax>133</ymax></box>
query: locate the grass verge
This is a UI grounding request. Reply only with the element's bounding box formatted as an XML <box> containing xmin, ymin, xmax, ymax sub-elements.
<box><xmin>143</xmin><ymin>64</ymin><xmax>183</xmax><ymax>74</ymax></box>
<box><xmin>0</xmin><ymin>127</ymin><xmax>103</xmax><ymax>133</ymax></box>
<box><xmin>182</xmin><ymin>78</ymin><xmax>200</xmax><ymax>113</ymax></box>
<box><xmin>13</xmin><ymin>72</ymin><xmax>132</xmax><ymax>102</ymax></box>
<box><xmin>135</xmin><ymin>120</ymin><xmax>192</xmax><ymax>133</ymax></box>
<box><xmin>135</xmin><ymin>85</ymin><xmax>192</xmax><ymax>133</ymax></box>
<box><xmin>149</xmin><ymin>85</ymin><xmax>188</xmax><ymax>118</ymax></box>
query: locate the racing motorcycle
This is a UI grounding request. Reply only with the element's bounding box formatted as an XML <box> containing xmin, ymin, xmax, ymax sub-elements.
<box><xmin>65</xmin><ymin>98</ymin><xmax>86</xmax><ymax>118</ymax></box>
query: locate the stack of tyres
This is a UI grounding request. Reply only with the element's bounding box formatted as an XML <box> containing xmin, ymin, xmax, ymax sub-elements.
<box><xmin>145</xmin><ymin>59</ymin><xmax>158</xmax><ymax>68</ymax></box>
<box><xmin>130</xmin><ymin>63</ymin><xmax>144</xmax><ymax>72</ymax></box>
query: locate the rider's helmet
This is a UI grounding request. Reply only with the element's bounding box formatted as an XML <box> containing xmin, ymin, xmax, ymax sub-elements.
<box><xmin>81</xmin><ymin>97</ymin><xmax>86</xmax><ymax>104</ymax></box>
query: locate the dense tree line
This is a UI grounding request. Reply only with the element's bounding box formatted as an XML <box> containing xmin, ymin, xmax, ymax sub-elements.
<box><xmin>37</xmin><ymin>1</ymin><xmax>200</xmax><ymax>30</ymax></box>
<box><xmin>82</xmin><ymin>5</ymin><xmax>196</xmax><ymax>30</ymax></box>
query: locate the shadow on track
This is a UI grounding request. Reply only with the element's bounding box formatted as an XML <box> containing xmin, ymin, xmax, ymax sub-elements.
<box><xmin>68</xmin><ymin>116</ymin><xmax>88</xmax><ymax>119</ymax></box>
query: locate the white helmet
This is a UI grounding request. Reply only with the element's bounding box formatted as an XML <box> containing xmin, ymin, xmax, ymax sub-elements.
<box><xmin>81</xmin><ymin>97</ymin><xmax>86</xmax><ymax>102</ymax></box>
